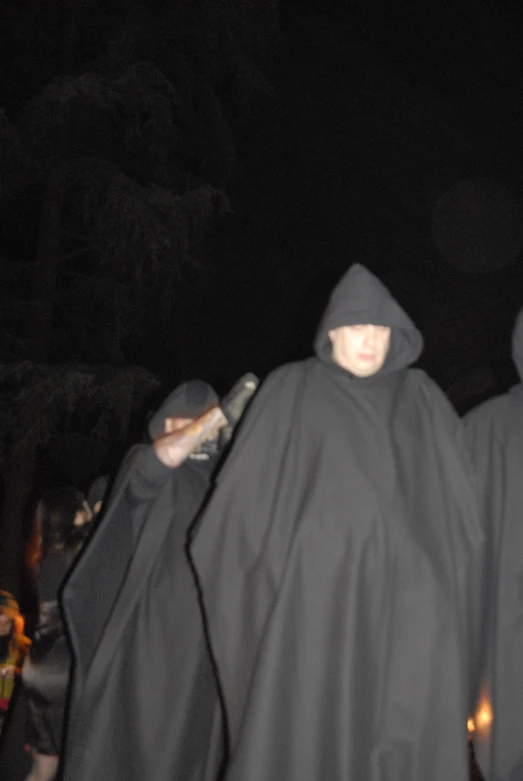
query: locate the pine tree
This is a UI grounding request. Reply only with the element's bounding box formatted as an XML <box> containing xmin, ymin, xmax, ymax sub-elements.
<box><xmin>0</xmin><ymin>0</ymin><xmax>281</xmax><ymax>597</ymax></box>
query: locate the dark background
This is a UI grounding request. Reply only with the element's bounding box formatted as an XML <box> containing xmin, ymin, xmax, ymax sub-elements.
<box><xmin>1</xmin><ymin>0</ymin><xmax>523</xmax><ymax>596</ymax></box>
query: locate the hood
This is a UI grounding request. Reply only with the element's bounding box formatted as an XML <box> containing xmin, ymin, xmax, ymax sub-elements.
<box><xmin>148</xmin><ymin>380</ymin><xmax>219</xmax><ymax>441</ymax></box>
<box><xmin>314</xmin><ymin>264</ymin><xmax>423</xmax><ymax>374</ymax></box>
<box><xmin>512</xmin><ymin>306</ymin><xmax>523</xmax><ymax>380</ymax></box>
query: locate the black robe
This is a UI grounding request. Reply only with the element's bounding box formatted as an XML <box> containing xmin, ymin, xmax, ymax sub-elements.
<box><xmin>191</xmin><ymin>264</ymin><xmax>483</xmax><ymax>781</ymax></box>
<box><xmin>464</xmin><ymin>308</ymin><xmax>523</xmax><ymax>781</ymax></box>
<box><xmin>61</xmin><ymin>384</ymin><xmax>225</xmax><ymax>781</ymax></box>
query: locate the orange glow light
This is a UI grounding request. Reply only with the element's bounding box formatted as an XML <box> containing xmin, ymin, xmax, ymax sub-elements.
<box><xmin>467</xmin><ymin>718</ymin><xmax>476</xmax><ymax>733</ymax></box>
<box><xmin>476</xmin><ymin>701</ymin><xmax>493</xmax><ymax>728</ymax></box>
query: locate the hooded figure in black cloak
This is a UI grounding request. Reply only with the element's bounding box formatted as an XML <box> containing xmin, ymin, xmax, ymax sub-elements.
<box><xmin>464</xmin><ymin>307</ymin><xmax>523</xmax><ymax>781</ymax></box>
<box><xmin>191</xmin><ymin>264</ymin><xmax>484</xmax><ymax>781</ymax></box>
<box><xmin>60</xmin><ymin>381</ymin><xmax>227</xmax><ymax>781</ymax></box>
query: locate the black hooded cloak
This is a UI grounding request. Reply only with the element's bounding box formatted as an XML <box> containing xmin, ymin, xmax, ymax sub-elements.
<box><xmin>464</xmin><ymin>308</ymin><xmax>523</xmax><ymax>781</ymax></box>
<box><xmin>191</xmin><ymin>265</ymin><xmax>483</xmax><ymax>781</ymax></box>
<box><xmin>61</xmin><ymin>381</ymin><xmax>225</xmax><ymax>781</ymax></box>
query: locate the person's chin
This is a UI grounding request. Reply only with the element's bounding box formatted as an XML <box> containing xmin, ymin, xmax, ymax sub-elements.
<box><xmin>354</xmin><ymin>357</ymin><xmax>377</xmax><ymax>373</ymax></box>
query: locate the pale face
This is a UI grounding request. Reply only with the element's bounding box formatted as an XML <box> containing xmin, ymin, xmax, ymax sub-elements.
<box><xmin>328</xmin><ymin>324</ymin><xmax>391</xmax><ymax>377</ymax></box>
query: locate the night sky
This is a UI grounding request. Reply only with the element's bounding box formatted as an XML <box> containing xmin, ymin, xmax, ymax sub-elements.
<box><xmin>179</xmin><ymin>0</ymin><xmax>523</xmax><ymax>407</ymax></box>
<box><xmin>2</xmin><ymin>0</ymin><xmax>523</xmax><ymax>490</ymax></box>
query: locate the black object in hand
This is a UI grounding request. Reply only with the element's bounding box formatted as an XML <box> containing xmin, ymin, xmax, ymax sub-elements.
<box><xmin>220</xmin><ymin>373</ymin><xmax>259</xmax><ymax>427</ymax></box>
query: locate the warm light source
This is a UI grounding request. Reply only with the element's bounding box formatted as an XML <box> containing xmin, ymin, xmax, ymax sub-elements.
<box><xmin>468</xmin><ymin>694</ymin><xmax>493</xmax><ymax>734</ymax></box>
<box><xmin>476</xmin><ymin>700</ymin><xmax>493</xmax><ymax>729</ymax></box>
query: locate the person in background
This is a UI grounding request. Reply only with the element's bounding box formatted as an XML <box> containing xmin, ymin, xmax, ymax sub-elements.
<box><xmin>0</xmin><ymin>591</ymin><xmax>30</xmax><ymax>736</ymax></box>
<box><xmin>464</xmin><ymin>305</ymin><xmax>523</xmax><ymax>781</ymax></box>
<box><xmin>22</xmin><ymin>487</ymin><xmax>91</xmax><ymax>781</ymax></box>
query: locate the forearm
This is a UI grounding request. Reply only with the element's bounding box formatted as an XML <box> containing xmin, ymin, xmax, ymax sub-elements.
<box><xmin>154</xmin><ymin>406</ymin><xmax>227</xmax><ymax>468</ymax></box>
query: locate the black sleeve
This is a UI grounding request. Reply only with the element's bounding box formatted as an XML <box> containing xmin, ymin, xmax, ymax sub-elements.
<box><xmin>121</xmin><ymin>446</ymin><xmax>172</xmax><ymax>550</ymax></box>
<box><xmin>127</xmin><ymin>446</ymin><xmax>172</xmax><ymax>504</ymax></box>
